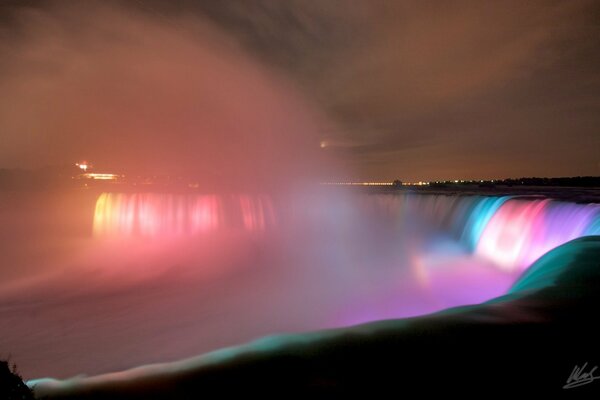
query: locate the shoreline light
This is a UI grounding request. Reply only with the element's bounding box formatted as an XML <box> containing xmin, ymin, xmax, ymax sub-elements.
<box><xmin>83</xmin><ymin>173</ymin><xmax>121</xmax><ymax>181</ymax></box>
<box><xmin>320</xmin><ymin>182</ymin><xmax>395</xmax><ymax>186</ymax></box>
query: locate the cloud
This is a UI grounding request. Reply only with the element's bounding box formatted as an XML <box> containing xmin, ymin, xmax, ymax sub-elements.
<box><xmin>0</xmin><ymin>0</ymin><xmax>598</xmax><ymax>181</ymax></box>
<box><xmin>163</xmin><ymin>0</ymin><xmax>600</xmax><ymax>180</ymax></box>
<box><xmin>0</xmin><ymin>0</ymin><xmax>339</xmax><ymax>188</ymax></box>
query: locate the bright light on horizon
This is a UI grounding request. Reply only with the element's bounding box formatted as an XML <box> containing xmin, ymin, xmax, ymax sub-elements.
<box><xmin>83</xmin><ymin>173</ymin><xmax>120</xmax><ymax>180</ymax></box>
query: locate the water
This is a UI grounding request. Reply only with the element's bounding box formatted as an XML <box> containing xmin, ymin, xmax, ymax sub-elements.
<box><xmin>0</xmin><ymin>191</ymin><xmax>598</xmax><ymax>379</ymax></box>
<box><xmin>93</xmin><ymin>193</ymin><xmax>277</xmax><ymax>236</ymax></box>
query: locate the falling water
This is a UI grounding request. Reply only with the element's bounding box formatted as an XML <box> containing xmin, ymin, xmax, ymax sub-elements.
<box><xmin>1</xmin><ymin>191</ymin><xmax>599</xmax><ymax>379</ymax></box>
<box><xmin>92</xmin><ymin>191</ymin><xmax>600</xmax><ymax>273</ymax></box>
<box><xmin>475</xmin><ymin>198</ymin><xmax>600</xmax><ymax>272</ymax></box>
<box><xmin>93</xmin><ymin>193</ymin><xmax>277</xmax><ymax>236</ymax></box>
<box><xmin>362</xmin><ymin>193</ymin><xmax>600</xmax><ymax>270</ymax></box>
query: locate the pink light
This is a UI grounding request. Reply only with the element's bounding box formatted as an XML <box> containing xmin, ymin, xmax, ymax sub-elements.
<box><xmin>476</xmin><ymin>199</ymin><xmax>599</xmax><ymax>272</ymax></box>
<box><xmin>238</xmin><ymin>195</ymin><xmax>276</xmax><ymax>231</ymax></box>
<box><xmin>93</xmin><ymin>193</ymin><xmax>276</xmax><ymax>237</ymax></box>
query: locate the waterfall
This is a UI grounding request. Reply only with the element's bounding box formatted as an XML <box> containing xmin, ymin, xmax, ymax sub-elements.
<box><xmin>358</xmin><ymin>193</ymin><xmax>600</xmax><ymax>272</ymax></box>
<box><xmin>475</xmin><ymin>198</ymin><xmax>600</xmax><ymax>272</ymax></box>
<box><xmin>92</xmin><ymin>192</ymin><xmax>600</xmax><ymax>273</ymax></box>
<box><xmin>93</xmin><ymin>193</ymin><xmax>276</xmax><ymax>236</ymax></box>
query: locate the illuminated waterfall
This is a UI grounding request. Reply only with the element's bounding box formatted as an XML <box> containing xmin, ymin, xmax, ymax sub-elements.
<box><xmin>475</xmin><ymin>199</ymin><xmax>600</xmax><ymax>272</ymax></box>
<box><xmin>6</xmin><ymin>192</ymin><xmax>599</xmax><ymax>380</ymax></box>
<box><xmin>93</xmin><ymin>193</ymin><xmax>276</xmax><ymax>237</ymax></box>
<box><xmin>362</xmin><ymin>193</ymin><xmax>600</xmax><ymax>272</ymax></box>
<box><xmin>92</xmin><ymin>192</ymin><xmax>600</xmax><ymax>273</ymax></box>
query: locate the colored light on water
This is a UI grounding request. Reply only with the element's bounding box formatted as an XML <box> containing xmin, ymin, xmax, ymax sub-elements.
<box><xmin>239</xmin><ymin>195</ymin><xmax>277</xmax><ymax>231</ymax></box>
<box><xmin>367</xmin><ymin>193</ymin><xmax>599</xmax><ymax>274</ymax></box>
<box><xmin>7</xmin><ymin>191</ymin><xmax>600</xmax><ymax>382</ymax></box>
<box><xmin>475</xmin><ymin>199</ymin><xmax>600</xmax><ymax>272</ymax></box>
<box><xmin>460</xmin><ymin>196</ymin><xmax>511</xmax><ymax>250</ymax></box>
<box><xmin>93</xmin><ymin>191</ymin><xmax>600</xmax><ymax>275</ymax></box>
<box><xmin>93</xmin><ymin>193</ymin><xmax>276</xmax><ymax>237</ymax></box>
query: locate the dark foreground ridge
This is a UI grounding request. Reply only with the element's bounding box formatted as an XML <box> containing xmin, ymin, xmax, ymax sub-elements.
<box><xmin>1</xmin><ymin>360</ymin><xmax>35</xmax><ymax>400</ymax></box>
<box><xmin>30</xmin><ymin>236</ymin><xmax>600</xmax><ymax>396</ymax></box>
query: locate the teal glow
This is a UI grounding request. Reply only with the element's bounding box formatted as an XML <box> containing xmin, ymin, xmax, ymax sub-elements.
<box><xmin>508</xmin><ymin>236</ymin><xmax>600</xmax><ymax>294</ymax></box>
<box><xmin>459</xmin><ymin>196</ymin><xmax>511</xmax><ymax>250</ymax></box>
<box><xmin>584</xmin><ymin>208</ymin><xmax>600</xmax><ymax>236</ymax></box>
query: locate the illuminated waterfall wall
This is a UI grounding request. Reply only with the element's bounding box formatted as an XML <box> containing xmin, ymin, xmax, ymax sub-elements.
<box><xmin>475</xmin><ymin>199</ymin><xmax>600</xmax><ymax>272</ymax></box>
<box><xmin>367</xmin><ymin>194</ymin><xmax>600</xmax><ymax>273</ymax></box>
<box><xmin>93</xmin><ymin>193</ymin><xmax>276</xmax><ymax>236</ymax></box>
<box><xmin>92</xmin><ymin>192</ymin><xmax>600</xmax><ymax>273</ymax></box>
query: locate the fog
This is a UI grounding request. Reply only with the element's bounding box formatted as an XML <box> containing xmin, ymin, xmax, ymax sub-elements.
<box><xmin>2</xmin><ymin>0</ymin><xmax>595</xmax><ymax>384</ymax></box>
<box><xmin>0</xmin><ymin>1</ymin><xmax>371</xmax><ymax>379</ymax></box>
<box><xmin>0</xmin><ymin>0</ymin><xmax>339</xmax><ymax>189</ymax></box>
<box><xmin>0</xmin><ymin>189</ymin><xmax>520</xmax><ymax>379</ymax></box>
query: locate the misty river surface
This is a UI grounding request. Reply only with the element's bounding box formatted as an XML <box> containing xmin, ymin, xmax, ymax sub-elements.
<box><xmin>1</xmin><ymin>190</ymin><xmax>598</xmax><ymax>379</ymax></box>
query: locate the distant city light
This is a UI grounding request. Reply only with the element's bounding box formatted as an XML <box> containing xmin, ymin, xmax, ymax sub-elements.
<box><xmin>320</xmin><ymin>179</ymin><xmax>511</xmax><ymax>187</ymax></box>
<box><xmin>320</xmin><ymin>182</ymin><xmax>394</xmax><ymax>186</ymax></box>
<box><xmin>400</xmin><ymin>181</ymin><xmax>429</xmax><ymax>186</ymax></box>
<box><xmin>320</xmin><ymin>181</ymin><xmax>431</xmax><ymax>186</ymax></box>
<box><xmin>76</xmin><ymin>162</ymin><xmax>89</xmax><ymax>172</ymax></box>
<box><xmin>82</xmin><ymin>173</ymin><xmax>120</xmax><ymax>181</ymax></box>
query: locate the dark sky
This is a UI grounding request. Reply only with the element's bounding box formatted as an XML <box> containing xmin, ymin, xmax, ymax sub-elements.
<box><xmin>0</xmin><ymin>0</ymin><xmax>599</xmax><ymax>182</ymax></box>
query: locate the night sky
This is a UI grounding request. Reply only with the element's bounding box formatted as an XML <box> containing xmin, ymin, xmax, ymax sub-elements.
<box><xmin>0</xmin><ymin>0</ymin><xmax>599</xmax><ymax>182</ymax></box>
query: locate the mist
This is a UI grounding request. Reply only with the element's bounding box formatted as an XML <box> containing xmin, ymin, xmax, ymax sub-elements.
<box><xmin>0</xmin><ymin>0</ymin><xmax>339</xmax><ymax>189</ymax></box>
<box><xmin>0</xmin><ymin>0</ymin><xmax>598</xmax><ymax>389</ymax></box>
<box><xmin>1</xmin><ymin>188</ymin><xmax>523</xmax><ymax>379</ymax></box>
